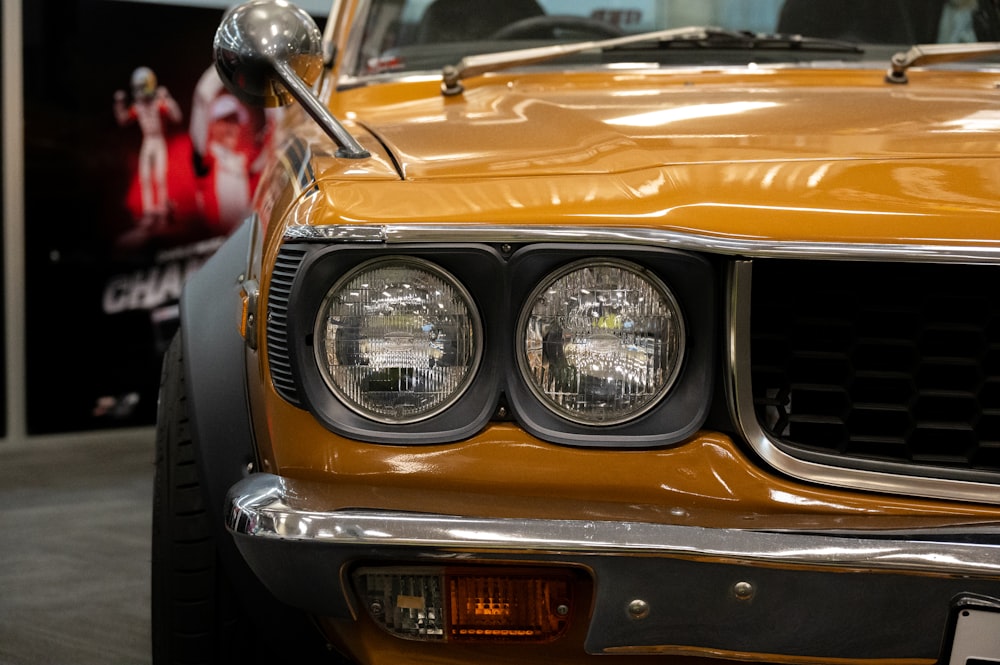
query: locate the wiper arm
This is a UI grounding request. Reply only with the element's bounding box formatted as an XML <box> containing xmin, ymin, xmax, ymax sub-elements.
<box><xmin>441</xmin><ymin>25</ymin><xmax>721</xmax><ymax>96</ymax></box>
<box><xmin>621</xmin><ymin>28</ymin><xmax>863</xmax><ymax>54</ymax></box>
<box><xmin>441</xmin><ymin>26</ymin><xmax>862</xmax><ymax>96</ymax></box>
<box><xmin>885</xmin><ymin>41</ymin><xmax>1000</xmax><ymax>83</ymax></box>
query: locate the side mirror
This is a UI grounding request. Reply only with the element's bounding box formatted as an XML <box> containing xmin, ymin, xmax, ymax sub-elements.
<box><xmin>214</xmin><ymin>0</ymin><xmax>370</xmax><ymax>158</ymax></box>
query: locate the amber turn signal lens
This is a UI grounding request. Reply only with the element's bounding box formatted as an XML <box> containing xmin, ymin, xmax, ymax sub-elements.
<box><xmin>447</xmin><ymin>572</ymin><xmax>572</xmax><ymax>642</ymax></box>
<box><xmin>355</xmin><ymin>567</ymin><xmax>575</xmax><ymax>643</ymax></box>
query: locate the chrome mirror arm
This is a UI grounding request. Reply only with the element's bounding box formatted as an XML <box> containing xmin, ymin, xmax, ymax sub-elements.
<box><xmin>269</xmin><ymin>59</ymin><xmax>370</xmax><ymax>158</ymax></box>
<box><xmin>214</xmin><ymin>0</ymin><xmax>369</xmax><ymax>159</ymax></box>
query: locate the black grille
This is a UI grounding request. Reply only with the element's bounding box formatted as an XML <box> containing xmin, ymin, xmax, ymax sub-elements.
<box><xmin>267</xmin><ymin>246</ymin><xmax>308</xmax><ymax>405</ymax></box>
<box><xmin>750</xmin><ymin>260</ymin><xmax>1000</xmax><ymax>481</ymax></box>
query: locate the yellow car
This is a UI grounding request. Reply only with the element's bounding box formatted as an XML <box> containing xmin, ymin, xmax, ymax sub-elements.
<box><xmin>152</xmin><ymin>1</ymin><xmax>1000</xmax><ymax>663</ymax></box>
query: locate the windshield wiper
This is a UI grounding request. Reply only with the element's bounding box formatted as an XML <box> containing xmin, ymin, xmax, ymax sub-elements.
<box><xmin>885</xmin><ymin>41</ymin><xmax>1000</xmax><ymax>83</ymax></box>
<box><xmin>441</xmin><ymin>26</ymin><xmax>861</xmax><ymax>96</ymax></box>
<box><xmin>615</xmin><ymin>28</ymin><xmax>863</xmax><ymax>54</ymax></box>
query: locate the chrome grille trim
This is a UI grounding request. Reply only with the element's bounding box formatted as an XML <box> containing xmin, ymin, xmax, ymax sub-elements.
<box><xmin>285</xmin><ymin>223</ymin><xmax>1000</xmax><ymax>265</ymax></box>
<box><xmin>729</xmin><ymin>260</ymin><xmax>1000</xmax><ymax>505</ymax></box>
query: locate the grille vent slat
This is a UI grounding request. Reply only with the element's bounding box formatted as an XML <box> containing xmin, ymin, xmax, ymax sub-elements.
<box><xmin>267</xmin><ymin>246</ymin><xmax>309</xmax><ymax>405</ymax></box>
<box><xmin>750</xmin><ymin>260</ymin><xmax>1000</xmax><ymax>481</ymax></box>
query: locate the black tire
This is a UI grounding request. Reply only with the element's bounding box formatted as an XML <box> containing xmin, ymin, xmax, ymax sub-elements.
<box><xmin>152</xmin><ymin>334</ymin><xmax>350</xmax><ymax>664</ymax></box>
<box><xmin>151</xmin><ymin>335</ymin><xmax>265</xmax><ymax>664</ymax></box>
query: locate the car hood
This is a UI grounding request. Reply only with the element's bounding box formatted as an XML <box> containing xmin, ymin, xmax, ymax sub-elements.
<box><xmin>356</xmin><ymin>70</ymin><xmax>1000</xmax><ymax>177</ymax></box>
<box><xmin>308</xmin><ymin>69</ymin><xmax>1000</xmax><ymax>244</ymax></box>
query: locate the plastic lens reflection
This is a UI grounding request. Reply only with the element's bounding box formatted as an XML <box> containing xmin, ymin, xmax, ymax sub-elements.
<box><xmin>519</xmin><ymin>260</ymin><xmax>684</xmax><ymax>425</ymax></box>
<box><xmin>316</xmin><ymin>258</ymin><xmax>481</xmax><ymax>423</ymax></box>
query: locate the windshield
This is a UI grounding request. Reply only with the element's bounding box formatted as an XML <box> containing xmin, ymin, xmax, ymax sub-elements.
<box><xmin>347</xmin><ymin>0</ymin><xmax>1000</xmax><ymax>77</ymax></box>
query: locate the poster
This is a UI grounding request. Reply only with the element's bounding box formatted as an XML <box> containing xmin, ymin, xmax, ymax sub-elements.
<box><xmin>22</xmin><ymin>0</ymin><xmax>281</xmax><ymax>433</ymax></box>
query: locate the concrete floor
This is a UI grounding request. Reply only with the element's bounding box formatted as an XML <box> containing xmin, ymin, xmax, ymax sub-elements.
<box><xmin>0</xmin><ymin>429</ymin><xmax>154</xmax><ymax>664</ymax></box>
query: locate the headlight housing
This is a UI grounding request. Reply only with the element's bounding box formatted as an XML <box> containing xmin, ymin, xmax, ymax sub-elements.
<box><xmin>314</xmin><ymin>257</ymin><xmax>483</xmax><ymax>424</ymax></box>
<box><xmin>271</xmin><ymin>242</ymin><xmax>711</xmax><ymax>447</ymax></box>
<box><xmin>517</xmin><ymin>259</ymin><xmax>685</xmax><ymax>425</ymax></box>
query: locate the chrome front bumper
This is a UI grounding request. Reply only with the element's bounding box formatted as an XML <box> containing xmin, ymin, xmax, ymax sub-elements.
<box><xmin>227</xmin><ymin>473</ymin><xmax>1000</xmax><ymax>662</ymax></box>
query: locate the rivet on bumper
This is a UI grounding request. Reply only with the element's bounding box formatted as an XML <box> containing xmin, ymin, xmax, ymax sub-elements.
<box><xmin>732</xmin><ymin>581</ymin><xmax>755</xmax><ymax>601</ymax></box>
<box><xmin>627</xmin><ymin>599</ymin><xmax>650</xmax><ymax>620</ymax></box>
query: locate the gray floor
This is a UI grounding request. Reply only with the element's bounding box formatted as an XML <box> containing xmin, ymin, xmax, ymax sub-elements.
<box><xmin>0</xmin><ymin>430</ymin><xmax>154</xmax><ymax>664</ymax></box>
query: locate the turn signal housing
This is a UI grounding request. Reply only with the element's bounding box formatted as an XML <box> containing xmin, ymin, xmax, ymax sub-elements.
<box><xmin>355</xmin><ymin>566</ymin><xmax>577</xmax><ymax>643</ymax></box>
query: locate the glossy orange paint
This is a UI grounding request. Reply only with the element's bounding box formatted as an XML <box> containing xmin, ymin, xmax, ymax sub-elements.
<box><xmin>242</xmin><ymin>63</ymin><xmax>1000</xmax><ymax>535</ymax></box>
<box><xmin>244</xmin><ymin>377</ymin><xmax>1000</xmax><ymax>530</ymax></box>
<box><xmin>305</xmin><ymin>68</ymin><xmax>1000</xmax><ymax>246</ymax></box>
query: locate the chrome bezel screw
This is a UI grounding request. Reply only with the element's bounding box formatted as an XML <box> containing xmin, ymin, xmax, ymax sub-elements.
<box><xmin>627</xmin><ymin>599</ymin><xmax>650</xmax><ymax>620</ymax></box>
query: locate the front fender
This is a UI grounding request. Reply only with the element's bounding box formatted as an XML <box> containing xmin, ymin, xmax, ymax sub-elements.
<box><xmin>177</xmin><ymin>218</ymin><xmax>335</xmax><ymax>657</ymax></box>
<box><xmin>180</xmin><ymin>218</ymin><xmax>256</xmax><ymax>530</ymax></box>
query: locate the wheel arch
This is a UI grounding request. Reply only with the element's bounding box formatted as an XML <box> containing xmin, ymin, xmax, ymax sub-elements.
<box><xmin>179</xmin><ymin>217</ymin><xmax>257</xmax><ymax>538</ymax></box>
<box><xmin>160</xmin><ymin>218</ymin><xmax>335</xmax><ymax>661</ymax></box>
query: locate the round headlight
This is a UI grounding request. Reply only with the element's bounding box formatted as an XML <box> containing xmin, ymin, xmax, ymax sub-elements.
<box><xmin>315</xmin><ymin>258</ymin><xmax>482</xmax><ymax>424</ymax></box>
<box><xmin>517</xmin><ymin>260</ymin><xmax>685</xmax><ymax>425</ymax></box>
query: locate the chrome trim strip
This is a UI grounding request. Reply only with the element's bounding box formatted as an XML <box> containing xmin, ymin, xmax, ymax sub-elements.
<box><xmin>227</xmin><ymin>474</ymin><xmax>1000</xmax><ymax>578</ymax></box>
<box><xmin>284</xmin><ymin>224</ymin><xmax>386</xmax><ymax>242</ymax></box>
<box><xmin>728</xmin><ymin>260</ymin><xmax>1000</xmax><ymax>505</ymax></box>
<box><xmin>337</xmin><ymin>60</ymin><xmax>1000</xmax><ymax>91</ymax></box>
<box><xmin>321</xmin><ymin>0</ymin><xmax>341</xmax><ymax>58</ymax></box>
<box><xmin>336</xmin><ymin>0</ymin><xmax>371</xmax><ymax>79</ymax></box>
<box><xmin>284</xmin><ymin>224</ymin><xmax>1000</xmax><ymax>264</ymax></box>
